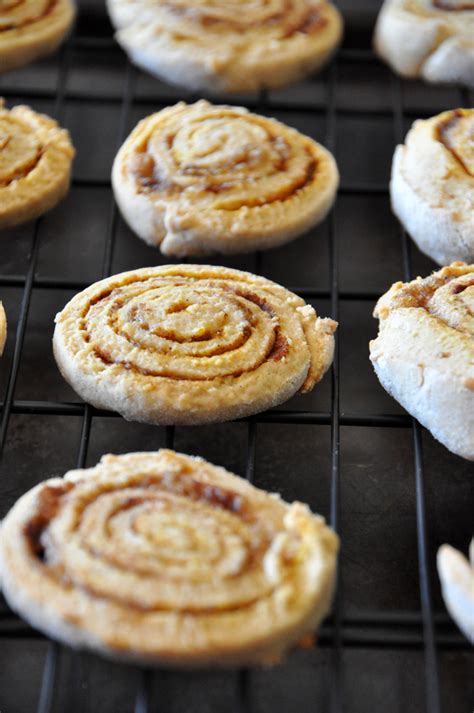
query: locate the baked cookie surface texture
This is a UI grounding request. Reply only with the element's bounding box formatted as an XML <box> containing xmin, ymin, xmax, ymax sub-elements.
<box><xmin>391</xmin><ymin>109</ymin><xmax>474</xmax><ymax>265</ymax></box>
<box><xmin>0</xmin><ymin>0</ymin><xmax>75</xmax><ymax>74</ymax></box>
<box><xmin>0</xmin><ymin>449</ymin><xmax>339</xmax><ymax>666</ymax></box>
<box><xmin>370</xmin><ymin>263</ymin><xmax>474</xmax><ymax>460</ymax></box>
<box><xmin>106</xmin><ymin>0</ymin><xmax>343</xmax><ymax>93</ymax></box>
<box><xmin>53</xmin><ymin>264</ymin><xmax>337</xmax><ymax>425</ymax></box>
<box><xmin>112</xmin><ymin>101</ymin><xmax>339</xmax><ymax>257</ymax></box>
<box><xmin>0</xmin><ymin>101</ymin><xmax>75</xmax><ymax>229</ymax></box>
<box><xmin>374</xmin><ymin>0</ymin><xmax>474</xmax><ymax>87</ymax></box>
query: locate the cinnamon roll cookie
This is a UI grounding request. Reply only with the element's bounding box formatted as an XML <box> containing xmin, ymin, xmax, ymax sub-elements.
<box><xmin>370</xmin><ymin>263</ymin><xmax>474</xmax><ymax>460</ymax></box>
<box><xmin>391</xmin><ymin>109</ymin><xmax>474</xmax><ymax>266</ymax></box>
<box><xmin>107</xmin><ymin>0</ymin><xmax>343</xmax><ymax>93</ymax></box>
<box><xmin>112</xmin><ymin>101</ymin><xmax>339</xmax><ymax>257</ymax></box>
<box><xmin>437</xmin><ymin>540</ymin><xmax>474</xmax><ymax>642</ymax></box>
<box><xmin>53</xmin><ymin>264</ymin><xmax>337</xmax><ymax>425</ymax></box>
<box><xmin>0</xmin><ymin>0</ymin><xmax>75</xmax><ymax>74</ymax></box>
<box><xmin>0</xmin><ymin>301</ymin><xmax>6</xmax><ymax>355</ymax></box>
<box><xmin>0</xmin><ymin>101</ymin><xmax>75</xmax><ymax>229</ymax></box>
<box><xmin>374</xmin><ymin>0</ymin><xmax>474</xmax><ymax>87</ymax></box>
<box><xmin>0</xmin><ymin>449</ymin><xmax>339</xmax><ymax>666</ymax></box>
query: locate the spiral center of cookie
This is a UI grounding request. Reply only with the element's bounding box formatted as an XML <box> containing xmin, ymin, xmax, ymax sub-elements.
<box><xmin>0</xmin><ymin>116</ymin><xmax>42</xmax><ymax>184</ymax></box>
<box><xmin>82</xmin><ymin>279</ymin><xmax>287</xmax><ymax>380</ymax></box>
<box><xmin>41</xmin><ymin>472</ymin><xmax>277</xmax><ymax>611</ymax></box>
<box><xmin>149</xmin><ymin>115</ymin><xmax>290</xmax><ymax>192</ymax></box>
<box><xmin>123</xmin><ymin>501</ymin><xmax>250</xmax><ymax>577</ymax></box>
<box><xmin>177</xmin><ymin>120</ymin><xmax>268</xmax><ymax>169</ymax></box>
<box><xmin>127</xmin><ymin>290</ymin><xmax>232</xmax><ymax>342</ymax></box>
<box><xmin>132</xmin><ymin>105</ymin><xmax>319</xmax><ymax>210</ymax></box>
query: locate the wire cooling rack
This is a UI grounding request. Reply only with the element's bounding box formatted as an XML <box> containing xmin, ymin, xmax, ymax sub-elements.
<box><xmin>0</xmin><ymin>3</ymin><xmax>472</xmax><ymax>713</ymax></box>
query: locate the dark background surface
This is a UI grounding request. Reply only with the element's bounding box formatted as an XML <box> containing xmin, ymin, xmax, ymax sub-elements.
<box><xmin>0</xmin><ymin>1</ymin><xmax>473</xmax><ymax>712</ymax></box>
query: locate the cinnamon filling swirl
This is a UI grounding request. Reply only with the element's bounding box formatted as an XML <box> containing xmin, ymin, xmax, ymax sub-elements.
<box><xmin>281</xmin><ymin>7</ymin><xmax>328</xmax><ymax>37</ymax></box>
<box><xmin>162</xmin><ymin>0</ymin><xmax>329</xmax><ymax>38</ymax></box>
<box><xmin>23</xmin><ymin>483</ymin><xmax>73</xmax><ymax>559</ymax></box>
<box><xmin>128</xmin><ymin>106</ymin><xmax>320</xmax><ymax>210</ymax></box>
<box><xmin>0</xmin><ymin>0</ymin><xmax>58</xmax><ymax>32</ymax></box>
<box><xmin>383</xmin><ymin>264</ymin><xmax>474</xmax><ymax>337</ymax></box>
<box><xmin>432</xmin><ymin>0</ymin><xmax>474</xmax><ymax>10</ymax></box>
<box><xmin>82</xmin><ymin>279</ymin><xmax>292</xmax><ymax>379</ymax></box>
<box><xmin>0</xmin><ymin>113</ymin><xmax>45</xmax><ymax>185</ymax></box>
<box><xmin>54</xmin><ymin>265</ymin><xmax>336</xmax><ymax>424</ymax></box>
<box><xmin>17</xmin><ymin>452</ymin><xmax>300</xmax><ymax>615</ymax></box>
<box><xmin>0</xmin><ymin>446</ymin><xmax>338</xmax><ymax>665</ymax></box>
<box><xmin>437</xmin><ymin>109</ymin><xmax>474</xmax><ymax>177</ymax></box>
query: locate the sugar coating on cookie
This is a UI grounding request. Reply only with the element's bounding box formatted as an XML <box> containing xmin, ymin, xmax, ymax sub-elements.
<box><xmin>112</xmin><ymin>100</ymin><xmax>339</xmax><ymax>256</ymax></box>
<box><xmin>53</xmin><ymin>264</ymin><xmax>337</xmax><ymax>425</ymax></box>
<box><xmin>391</xmin><ymin>109</ymin><xmax>474</xmax><ymax>266</ymax></box>
<box><xmin>370</xmin><ymin>263</ymin><xmax>474</xmax><ymax>460</ymax></box>
<box><xmin>0</xmin><ymin>101</ymin><xmax>75</xmax><ymax>230</ymax></box>
<box><xmin>106</xmin><ymin>0</ymin><xmax>343</xmax><ymax>93</ymax></box>
<box><xmin>0</xmin><ymin>0</ymin><xmax>75</xmax><ymax>74</ymax></box>
<box><xmin>0</xmin><ymin>449</ymin><xmax>339</xmax><ymax>666</ymax></box>
<box><xmin>374</xmin><ymin>0</ymin><xmax>474</xmax><ymax>87</ymax></box>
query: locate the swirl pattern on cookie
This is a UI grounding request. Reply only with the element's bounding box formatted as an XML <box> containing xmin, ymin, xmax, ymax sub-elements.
<box><xmin>53</xmin><ymin>265</ymin><xmax>337</xmax><ymax>425</ymax></box>
<box><xmin>374</xmin><ymin>0</ymin><xmax>474</xmax><ymax>87</ymax></box>
<box><xmin>106</xmin><ymin>1</ymin><xmax>343</xmax><ymax>93</ymax></box>
<box><xmin>370</xmin><ymin>263</ymin><xmax>474</xmax><ymax>460</ymax></box>
<box><xmin>390</xmin><ymin>109</ymin><xmax>474</xmax><ymax>265</ymax></box>
<box><xmin>432</xmin><ymin>1</ymin><xmax>474</xmax><ymax>10</ymax></box>
<box><xmin>0</xmin><ymin>101</ymin><xmax>75</xmax><ymax>229</ymax></box>
<box><xmin>112</xmin><ymin>101</ymin><xmax>339</xmax><ymax>256</ymax></box>
<box><xmin>375</xmin><ymin>263</ymin><xmax>474</xmax><ymax>335</ymax></box>
<box><xmin>0</xmin><ymin>0</ymin><xmax>75</xmax><ymax>74</ymax></box>
<box><xmin>0</xmin><ymin>449</ymin><xmax>339</xmax><ymax>665</ymax></box>
<box><xmin>437</xmin><ymin>109</ymin><xmax>474</xmax><ymax>177</ymax></box>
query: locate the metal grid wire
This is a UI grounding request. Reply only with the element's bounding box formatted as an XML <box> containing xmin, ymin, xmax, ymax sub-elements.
<box><xmin>0</xmin><ymin>12</ymin><xmax>472</xmax><ymax>713</ymax></box>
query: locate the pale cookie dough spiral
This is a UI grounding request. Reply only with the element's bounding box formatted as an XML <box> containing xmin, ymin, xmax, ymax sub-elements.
<box><xmin>370</xmin><ymin>262</ymin><xmax>474</xmax><ymax>460</ymax></box>
<box><xmin>53</xmin><ymin>264</ymin><xmax>337</xmax><ymax>425</ymax></box>
<box><xmin>112</xmin><ymin>101</ymin><xmax>339</xmax><ymax>257</ymax></box>
<box><xmin>0</xmin><ymin>0</ymin><xmax>75</xmax><ymax>74</ymax></box>
<box><xmin>0</xmin><ymin>449</ymin><xmax>339</xmax><ymax>666</ymax></box>
<box><xmin>374</xmin><ymin>0</ymin><xmax>474</xmax><ymax>87</ymax></box>
<box><xmin>106</xmin><ymin>0</ymin><xmax>343</xmax><ymax>93</ymax></box>
<box><xmin>391</xmin><ymin>109</ymin><xmax>474</xmax><ymax>266</ymax></box>
<box><xmin>0</xmin><ymin>301</ymin><xmax>6</xmax><ymax>355</ymax></box>
<box><xmin>0</xmin><ymin>100</ymin><xmax>75</xmax><ymax>229</ymax></box>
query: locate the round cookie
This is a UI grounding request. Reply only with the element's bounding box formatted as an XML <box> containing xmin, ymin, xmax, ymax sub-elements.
<box><xmin>374</xmin><ymin>0</ymin><xmax>474</xmax><ymax>88</ymax></box>
<box><xmin>0</xmin><ymin>101</ymin><xmax>75</xmax><ymax>230</ymax></box>
<box><xmin>370</xmin><ymin>263</ymin><xmax>474</xmax><ymax>461</ymax></box>
<box><xmin>0</xmin><ymin>0</ymin><xmax>75</xmax><ymax>75</ymax></box>
<box><xmin>112</xmin><ymin>100</ymin><xmax>339</xmax><ymax>257</ymax></box>
<box><xmin>53</xmin><ymin>264</ymin><xmax>337</xmax><ymax>425</ymax></box>
<box><xmin>0</xmin><ymin>449</ymin><xmax>339</xmax><ymax>666</ymax></box>
<box><xmin>437</xmin><ymin>541</ymin><xmax>474</xmax><ymax>643</ymax></box>
<box><xmin>106</xmin><ymin>0</ymin><xmax>343</xmax><ymax>93</ymax></box>
<box><xmin>391</xmin><ymin>109</ymin><xmax>474</xmax><ymax>265</ymax></box>
<box><xmin>0</xmin><ymin>301</ymin><xmax>6</xmax><ymax>355</ymax></box>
